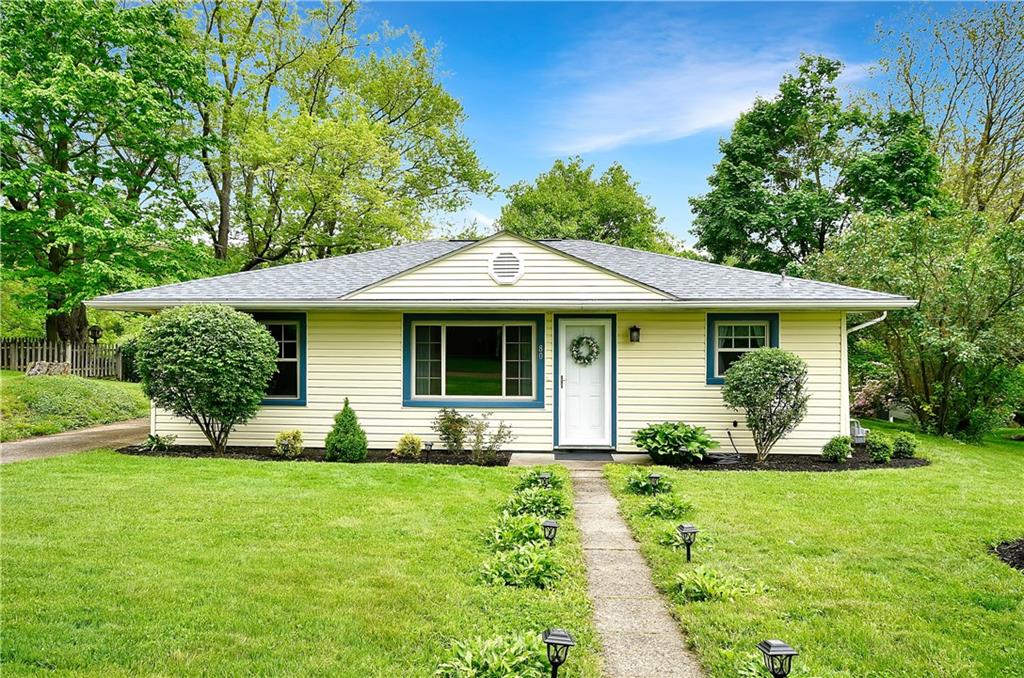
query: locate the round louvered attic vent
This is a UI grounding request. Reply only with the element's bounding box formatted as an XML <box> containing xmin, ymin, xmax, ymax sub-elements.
<box><xmin>488</xmin><ymin>250</ymin><xmax>524</xmax><ymax>284</ymax></box>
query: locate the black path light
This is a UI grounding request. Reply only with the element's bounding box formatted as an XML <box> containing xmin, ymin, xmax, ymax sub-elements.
<box><xmin>677</xmin><ymin>523</ymin><xmax>698</xmax><ymax>562</ymax></box>
<box><xmin>538</xmin><ymin>471</ymin><xmax>552</xmax><ymax>488</ymax></box>
<box><xmin>423</xmin><ymin>440</ymin><xmax>434</xmax><ymax>453</ymax></box>
<box><xmin>757</xmin><ymin>639</ymin><xmax>798</xmax><ymax>678</ymax></box>
<box><xmin>542</xmin><ymin>628</ymin><xmax>575</xmax><ymax>678</ymax></box>
<box><xmin>542</xmin><ymin>519</ymin><xmax>559</xmax><ymax>546</ymax></box>
<box><xmin>88</xmin><ymin>325</ymin><xmax>103</xmax><ymax>345</ymax></box>
<box><xmin>648</xmin><ymin>473</ymin><xmax>662</xmax><ymax>490</ymax></box>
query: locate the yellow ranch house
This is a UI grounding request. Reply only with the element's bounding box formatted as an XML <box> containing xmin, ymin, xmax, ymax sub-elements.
<box><xmin>90</xmin><ymin>232</ymin><xmax>915</xmax><ymax>455</ymax></box>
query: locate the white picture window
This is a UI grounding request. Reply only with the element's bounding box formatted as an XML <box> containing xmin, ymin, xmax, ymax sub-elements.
<box><xmin>413</xmin><ymin>321</ymin><xmax>535</xmax><ymax>399</ymax></box>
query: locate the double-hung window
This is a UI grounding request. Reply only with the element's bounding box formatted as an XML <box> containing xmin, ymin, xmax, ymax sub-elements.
<box><xmin>706</xmin><ymin>313</ymin><xmax>779</xmax><ymax>385</ymax></box>
<box><xmin>255</xmin><ymin>313</ymin><xmax>306</xmax><ymax>405</ymax></box>
<box><xmin>405</xmin><ymin>315</ymin><xmax>544</xmax><ymax>407</ymax></box>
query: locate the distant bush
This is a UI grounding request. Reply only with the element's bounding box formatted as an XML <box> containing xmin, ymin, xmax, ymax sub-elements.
<box><xmin>273</xmin><ymin>429</ymin><xmax>303</xmax><ymax>458</ymax></box>
<box><xmin>432</xmin><ymin>408</ymin><xmax>470</xmax><ymax>453</ymax></box>
<box><xmin>642</xmin><ymin>494</ymin><xmax>693</xmax><ymax>519</ymax></box>
<box><xmin>633</xmin><ymin>422</ymin><xmax>719</xmax><ymax>464</ymax></box>
<box><xmin>515</xmin><ymin>468</ymin><xmax>565</xmax><ymax>491</ymax></box>
<box><xmin>624</xmin><ymin>468</ymin><xmax>673</xmax><ymax>495</ymax></box>
<box><xmin>435</xmin><ymin>633</ymin><xmax>547</xmax><ymax>678</ymax></box>
<box><xmin>484</xmin><ymin>513</ymin><xmax>546</xmax><ymax>552</ymax></box>
<box><xmin>467</xmin><ymin>414</ymin><xmax>514</xmax><ymax>465</ymax></box>
<box><xmin>674</xmin><ymin>566</ymin><xmax>757</xmax><ymax>603</ymax></box>
<box><xmin>325</xmin><ymin>398</ymin><xmax>367</xmax><ymax>462</ymax></box>
<box><xmin>480</xmin><ymin>543</ymin><xmax>564</xmax><ymax>588</ymax></box>
<box><xmin>892</xmin><ymin>431</ymin><xmax>918</xmax><ymax>459</ymax></box>
<box><xmin>393</xmin><ymin>433</ymin><xmax>423</xmax><ymax>459</ymax></box>
<box><xmin>821</xmin><ymin>435</ymin><xmax>852</xmax><ymax>463</ymax></box>
<box><xmin>503</xmin><ymin>487</ymin><xmax>569</xmax><ymax>518</ymax></box>
<box><xmin>866</xmin><ymin>433</ymin><xmax>894</xmax><ymax>464</ymax></box>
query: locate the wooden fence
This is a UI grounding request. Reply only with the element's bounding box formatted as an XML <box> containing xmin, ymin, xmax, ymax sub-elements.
<box><xmin>0</xmin><ymin>339</ymin><xmax>123</xmax><ymax>379</ymax></box>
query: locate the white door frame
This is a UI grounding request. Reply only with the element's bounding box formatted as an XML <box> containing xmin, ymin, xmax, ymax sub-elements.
<box><xmin>556</xmin><ymin>316</ymin><xmax>614</xmax><ymax>448</ymax></box>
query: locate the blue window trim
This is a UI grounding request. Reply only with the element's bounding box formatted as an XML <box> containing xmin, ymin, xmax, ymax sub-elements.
<box><xmin>705</xmin><ymin>313</ymin><xmax>779</xmax><ymax>385</ymax></box>
<box><xmin>553</xmin><ymin>314</ymin><xmax>617</xmax><ymax>449</ymax></box>
<box><xmin>252</xmin><ymin>312</ymin><xmax>307</xmax><ymax>406</ymax></box>
<box><xmin>402</xmin><ymin>313</ymin><xmax>545</xmax><ymax>408</ymax></box>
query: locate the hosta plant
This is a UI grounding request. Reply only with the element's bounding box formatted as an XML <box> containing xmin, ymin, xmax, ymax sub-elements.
<box><xmin>674</xmin><ymin>566</ymin><xmax>758</xmax><ymax>602</ymax></box>
<box><xmin>480</xmin><ymin>543</ymin><xmax>564</xmax><ymax>588</ymax></box>
<box><xmin>502</xmin><ymin>487</ymin><xmax>569</xmax><ymax>518</ymax></box>
<box><xmin>624</xmin><ymin>467</ymin><xmax>673</xmax><ymax>495</ymax></box>
<box><xmin>484</xmin><ymin>513</ymin><xmax>546</xmax><ymax>551</ymax></box>
<box><xmin>515</xmin><ymin>468</ymin><xmax>566</xmax><ymax>491</ymax></box>
<box><xmin>632</xmin><ymin>421</ymin><xmax>719</xmax><ymax>465</ymax></box>
<box><xmin>642</xmin><ymin>494</ymin><xmax>694</xmax><ymax>519</ymax></box>
<box><xmin>435</xmin><ymin>633</ymin><xmax>547</xmax><ymax>678</ymax></box>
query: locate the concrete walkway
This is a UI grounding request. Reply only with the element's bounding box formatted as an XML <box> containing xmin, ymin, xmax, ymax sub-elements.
<box><xmin>0</xmin><ymin>417</ymin><xmax>149</xmax><ymax>464</ymax></box>
<box><xmin>572</xmin><ymin>468</ymin><xmax>704</xmax><ymax>678</ymax></box>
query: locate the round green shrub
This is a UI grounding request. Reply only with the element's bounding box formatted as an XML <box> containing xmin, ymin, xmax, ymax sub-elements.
<box><xmin>892</xmin><ymin>431</ymin><xmax>918</xmax><ymax>458</ymax></box>
<box><xmin>821</xmin><ymin>435</ymin><xmax>852</xmax><ymax>463</ymax></box>
<box><xmin>135</xmin><ymin>305</ymin><xmax>278</xmax><ymax>454</ymax></box>
<box><xmin>632</xmin><ymin>421</ymin><xmax>719</xmax><ymax>465</ymax></box>
<box><xmin>325</xmin><ymin>397</ymin><xmax>368</xmax><ymax>462</ymax></box>
<box><xmin>393</xmin><ymin>433</ymin><xmax>423</xmax><ymax>459</ymax></box>
<box><xmin>273</xmin><ymin>429</ymin><xmax>303</xmax><ymax>458</ymax></box>
<box><xmin>866</xmin><ymin>433</ymin><xmax>894</xmax><ymax>463</ymax></box>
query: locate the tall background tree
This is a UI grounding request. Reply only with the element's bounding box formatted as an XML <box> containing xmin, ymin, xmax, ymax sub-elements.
<box><xmin>1</xmin><ymin>0</ymin><xmax>213</xmax><ymax>342</ymax></box>
<box><xmin>497</xmin><ymin>157</ymin><xmax>684</xmax><ymax>255</ymax></box>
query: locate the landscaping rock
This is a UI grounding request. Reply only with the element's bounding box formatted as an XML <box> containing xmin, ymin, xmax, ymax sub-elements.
<box><xmin>25</xmin><ymin>361</ymin><xmax>71</xmax><ymax>376</ymax></box>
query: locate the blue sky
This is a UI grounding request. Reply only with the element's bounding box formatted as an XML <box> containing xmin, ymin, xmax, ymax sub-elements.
<box><xmin>360</xmin><ymin>2</ymin><xmax>953</xmax><ymax>245</ymax></box>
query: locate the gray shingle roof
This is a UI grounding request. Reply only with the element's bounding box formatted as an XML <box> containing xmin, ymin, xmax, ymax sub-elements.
<box><xmin>90</xmin><ymin>233</ymin><xmax>913</xmax><ymax>307</ymax></box>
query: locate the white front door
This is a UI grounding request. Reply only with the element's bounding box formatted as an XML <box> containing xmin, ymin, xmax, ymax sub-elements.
<box><xmin>558</xmin><ymin>318</ymin><xmax>612</xmax><ymax>447</ymax></box>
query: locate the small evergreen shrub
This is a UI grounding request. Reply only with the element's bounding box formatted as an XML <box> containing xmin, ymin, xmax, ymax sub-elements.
<box><xmin>642</xmin><ymin>494</ymin><xmax>694</xmax><ymax>519</ymax></box>
<box><xmin>674</xmin><ymin>566</ymin><xmax>757</xmax><ymax>602</ymax></box>
<box><xmin>633</xmin><ymin>421</ymin><xmax>719</xmax><ymax>464</ymax></box>
<box><xmin>273</xmin><ymin>429</ymin><xmax>303</xmax><ymax>458</ymax></box>
<box><xmin>821</xmin><ymin>435</ymin><xmax>852</xmax><ymax>463</ymax></box>
<box><xmin>484</xmin><ymin>513</ymin><xmax>546</xmax><ymax>551</ymax></box>
<box><xmin>866</xmin><ymin>433</ymin><xmax>894</xmax><ymax>464</ymax></box>
<box><xmin>515</xmin><ymin>468</ymin><xmax>565</xmax><ymax>491</ymax></box>
<box><xmin>139</xmin><ymin>433</ymin><xmax>176</xmax><ymax>453</ymax></box>
<box><xmin>892</xmin><ymin>431</ymin><xmax>918</xmax><ymax>458</ymax></box>
<box><xmin>393</xmin><ymin>433</ymin><xmax>423</xmax><ymax>459</ymax></box>
<box><xmin>325</xmin><ymin>398</ymin><xmax>368</xmax><ymax>462</ymax></box>
<box><xmin>432</xmin><ymin>408</ymin><xmax>470</xmax><ymax>453</ymax></box>
<box><xmin>502</xmin><ymin>487</ymin><xmax>569</xmax><ymax>518</ymax></box>
<box><xmin>435</xmin><ymin>634</ymin><xmax>547</xmax><ymax>678</ymax></box>
<box><xmin>467</xmin><ymin>414</ymin><xmax>515</xmax><ymax>465</ymax></box>
<box><xmin>624</xmin><ymin>467</ymin><xmax>673</xmax><ymax>495</ymax></box>
<box><xmin>480</xmin><ymin>543</ymin><xmax>564</xmax><ymax>588</ymax></box>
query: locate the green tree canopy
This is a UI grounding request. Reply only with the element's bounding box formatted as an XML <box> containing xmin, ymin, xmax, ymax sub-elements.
<box><xmin>690</xmin><ymin>55</ymin><xmax>941</xmax><ymax>273</ymax></box>
<box><xmin>1</xmin><ymin>0</ymin><xmax>214</xmax><ymax>341</ymax></box>
<box><xmin>497</xmin><ymin>157</ymin><xmax>682</xmax><ymax>255</ymax></box>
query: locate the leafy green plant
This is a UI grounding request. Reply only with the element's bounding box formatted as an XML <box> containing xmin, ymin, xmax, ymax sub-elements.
<box><xmin>434</xmin><ymin>633</ymin><xmax>547</xmax><ymax>678</ymax></box>
<box><xmin>393</xmin><ymin>433</ymin><xmax>423</xmax><ymax>459</ymax></box>
<box><xmin>480</xmin><ymin>543</ymin><xmax>564</xmax><ymax>588</ymax></box>
<box><xmin>515</xmin><ymin>468</ymin><xmax>565</xmax><ymax>491</ymax></box>
<box><xmin>722</xmin><ymin>349</ymin><xmax>809</xmax><ymax>461</ymax></box>
<box><xmin>432</xmin><ymin>408</ymin><xmax>470</xmax><ymax>453</ymax></box>
<box><xmin>484</xmin><ymin>513</ymin><xmax>546</xmax><ymax>552</ymax></box>
<box><xmin>466</xmin><ymin>414</ymin><xmax>514</xmax><ymax>465</ymax></box>
<box><xmin>135</xmin><ymin>305</ymin><xmax>279</xmax><ymax>455</ymax></box>
<box><xmin>633</xmin><ymin>422</ymin><xmax>719</xmax><ymax>464</ymax></box>
<box><xmin>273</xmin><ymin>430</ymin><xmax>303</xmax><ymax>458</ymax></box>
<box><xmin>642</xmin><ymin>494</ymin><xmax>694</xmax><ymax>519</ymax></box>
<box><xmin>892</xmin><ymin>431</ymin><xmax>919</xmax><ymax>459</ymax></box>
<box><xmin>867</xmin><ymin>433</ymin><xmax>894</xmax><ymax>464</ymax></box>
<box><xmin>674</xmin><ymin>566</ymin><xmax>758</xmax><ymax>603</ymax></box>
<box><xmin>325</xmin><ymin>398</ymin><xmax>368</xmax><ymax>462</ymax></box>
<box><xmin>139</xmin><ymin>434</ymin><xmax>177</xmax><ymax>454</ymax></box>
<box><xmin>624</xmin><ymin>467</ymin><xmax>673</xmax><ymax>495</ymax></box>
<box><xmin>821</xmin><ymin>435</ymin><xmax>852</xmax><ymax>463</ymax></box>
<box><xmin>502</xmin><ymin>487</ymin><xmax>569</xmax><ymax>518</ymax></box>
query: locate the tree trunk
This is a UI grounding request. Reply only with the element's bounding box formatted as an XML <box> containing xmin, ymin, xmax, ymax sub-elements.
<box><xmin>46</xmin><ymin>302</ymin><xmax>88</xmax><ymax>343</ymax></box>
<box><xmin>215</xmin><ymin>166</ymin><xmax>231</xmax><ymax>259</ymax></box>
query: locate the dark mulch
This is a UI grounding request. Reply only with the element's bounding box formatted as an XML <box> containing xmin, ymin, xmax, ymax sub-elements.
<box><xmin>118</xmin><ymin>445</ymin><xmax>511</xmax><ymax>467</ymax></box>
<box><xmin>993</xmin><ymin>538</ymin><xmax>1024</xmax><ymax>572</ymax></box>
<box><xmin>660</xmin><ymin>451</ymin><xmax>930</xmax><ymax>472</ymax></box>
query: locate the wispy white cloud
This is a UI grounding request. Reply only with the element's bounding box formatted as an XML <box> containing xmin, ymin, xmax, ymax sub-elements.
<box><xmin>542</xmin><ymin>7</ymin><xmax>867</xmax><ymax>154</ymax></box>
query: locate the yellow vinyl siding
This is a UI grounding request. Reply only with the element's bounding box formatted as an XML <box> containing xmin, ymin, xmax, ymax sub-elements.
<box><xmin>155</xmin><ymin>309</ymin><xmax>846</xmax><ymax>455</ymax></box>
<box><xmin>347</xmin><ymin>233</ymin><xmax>668</xmax><ymax>302</ymax></box>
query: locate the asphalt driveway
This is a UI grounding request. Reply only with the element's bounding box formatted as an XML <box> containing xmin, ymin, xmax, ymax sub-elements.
<box><xmin>1</xmin><ymin>418</ymin><xmax>149</xmax><ymax>464</ymax></box>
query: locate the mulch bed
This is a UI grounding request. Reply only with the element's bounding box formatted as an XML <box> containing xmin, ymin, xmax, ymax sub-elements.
<box><xmin>661</xmin><ymin>451</ymin><xmax>930</xmax><ymax>472</ymax></box>
<box><xmin>118</xmin><ymin>445</ymin><xmax>511</xmax><ymax>466</ymax></box>
<box><xmin>993</xmin><ymin>538</ymin><xmax>1024</xmax><ymax>572</ymax></box>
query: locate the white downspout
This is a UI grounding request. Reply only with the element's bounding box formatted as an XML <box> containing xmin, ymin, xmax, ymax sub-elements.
<box><xmin>847</xmin><ymin>311</ymin><xmax>887</xmax><ymax>335</ymax></box>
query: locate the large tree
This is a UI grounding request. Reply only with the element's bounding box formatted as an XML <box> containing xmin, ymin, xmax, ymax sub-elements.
<box><xmin>185</xmin><ymin>0</ymin><xmax>494</xmax><ymax>269</ymax></box>
<box><xmin>690</xmin><ymin>55</ymin><xmax>941</xmax><ymax>273</ymax></box>
<box><xmin>1</xmin><ymin>0</ymin><xmax>213</xmax><ymax>342</ymax></box>
<box><xmin>497</xmin><ymin>157</ymin><xmax>681</xmax><ymax>254</ymax></box>
<box><xmin>877</xmin><ymin>2</ymin><xmax>1024</xmax><ymax>223</ymax></box>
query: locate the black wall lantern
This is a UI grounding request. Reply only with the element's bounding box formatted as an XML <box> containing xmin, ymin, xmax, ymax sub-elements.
<box><xmin>88</xmin><ymin>325</ymin><xmax>103</xmax><ymax>345</ymax></box>
<box><xmin>757</xmin><ymin>639</ymin><xmax>798</xmax><ymax>678</ymax></box>
<box><xmin>542</xmin><ymin>519</ymin><xmax>559</xmax><ymax>545</ymax></box>
<box><xmin>676</xmin><ymin>523</ymin><xmax>698</xmax><ymax>562</ymax></box>
<box><xmin>543</xmin><ymin>628</ymin><xmax>575</xmax><ymax>677</ymax></box>
<box><xmin>629</xmin><ymin>325</ymin><xmax>641</xmax><ymax>343</ymax></box>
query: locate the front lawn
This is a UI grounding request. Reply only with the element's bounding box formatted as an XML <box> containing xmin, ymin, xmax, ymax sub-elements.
<box><xmin>1</xmin><ymin>453</ymin><xmax>600</xmax><ymax>677</ymax></box>
<box><xmin>607</xmin><ymin>423</ymin><xmax>1024</xmax><ymax>677</ymax></box>
<box><xmin>0</xmin><ymin>370</ymin><xmax>148</xmax><ymax>442</ymax></box>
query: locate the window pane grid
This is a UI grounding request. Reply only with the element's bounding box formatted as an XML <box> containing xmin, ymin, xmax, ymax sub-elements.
<box><xmin>262</xmin><ymin>321</ymin><xmax>301</xmax><ymax>399</ymax></box>
<box><xmin>715</xmin><ymin>322</ymin><xmax>768</xmax><ymax>377</ymax></box>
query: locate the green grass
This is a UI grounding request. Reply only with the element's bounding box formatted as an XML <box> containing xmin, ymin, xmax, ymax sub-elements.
<box><xmin>0</xmin><ymin>370</ymin><xmax>148</xmax><ymax>442</ymax></box>
<box><xmin>607</xmin><ymin>422</ymin><xmax>1024</xmax><ymax>677</ymax></box>
<box><xmin>1</xmin><ymin>453</ymin><xmax>600</xmax><ymax>677</ymax></box>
